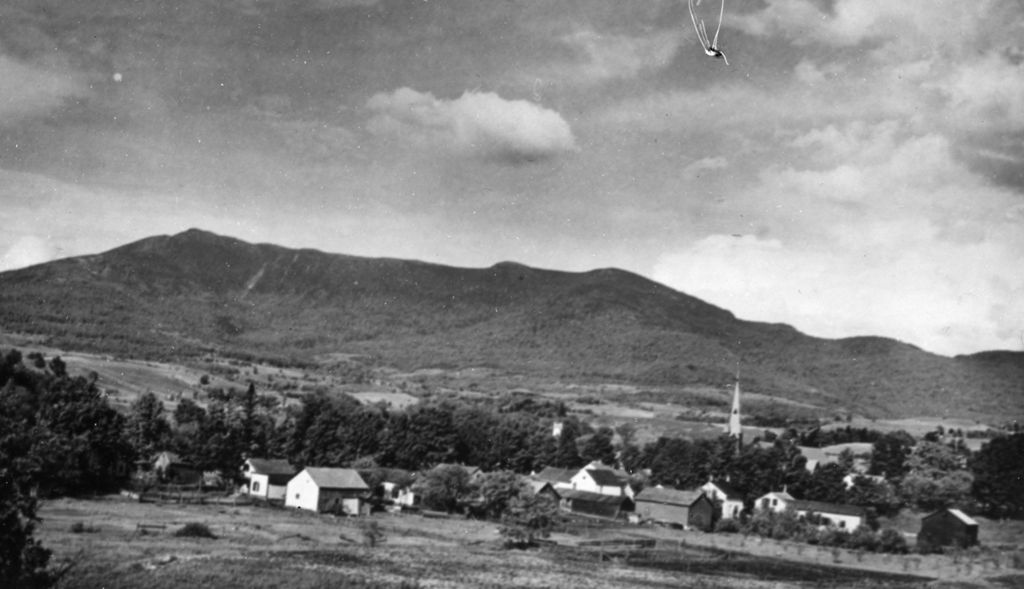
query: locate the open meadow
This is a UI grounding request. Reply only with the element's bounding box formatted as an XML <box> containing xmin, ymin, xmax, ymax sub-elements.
<box><xmin>36</xmin><ymin>497</ymin><xmax>1023</xmax><ymax>589</ymax></box>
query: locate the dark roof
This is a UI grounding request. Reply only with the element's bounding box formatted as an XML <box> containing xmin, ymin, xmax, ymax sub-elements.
<box><xmin>791</xmin><ymin>500</ymin><xmax>866</xmax><ymax>518</ymax></box>
<box><xmin>304</xmin><ymin>468</ymin><xmax>369</xmax><ymax>490</ymax></box>
<box><xmin>636</xmin><ymin>487</ymin><xmax>707</xmax><ymax>506</ymax></box>
<box><xmin>923</xmin><ymin>508</ymin><xmax>978</xmax><ymax>526</ymax></box>
<box><xmin>535</xmin><ymin>467</ymin><xmax>577</xmax><ymax>484</ymax></box>
<box><xmin>433</xmin><ymin>464</ymin><xmax>481</xmax><ymax>477</ymax></box>
<box><xmin>559</xmin><ymin>489</ymin><xmax>629</xmax><ymax>505</ymax></box>
<box><xmin>246</xmin><ymin>458</ymin><xmax>296</xmax><ymax>476</ymax></box>
<box><xmin>705</xmin><ymin>480</ymin><xmax>742</xmax><ymax>499</ymax></box>
<box><xmin>585</xmin><ymin>469</ymin><xmax>625</xmax><ymax>487</ymax></box>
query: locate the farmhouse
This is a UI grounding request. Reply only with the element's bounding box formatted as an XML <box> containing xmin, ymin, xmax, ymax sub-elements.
<box><xmin>285</xmin><ymin>467</ymin><xmax>369</xmax><ymax>515</ymax></box>
<box><xmin>756</xmin><ymin>490</ymin><xmax>796</xmax><ymax>513</ymax></box>
<box><xmin>917</xmin><ymin>508</ymin><xmax>979</xmax><ymax>551</ymax></box>
<box><xmin>534</xmin><ymin>467</ymin><xmax>577</xmax><ymax>491</ymax></box>
<box><xmin>569</xmin><ymin>462</ymin><xmax>634</xmax><ymax>498</ymax></box>
<box><xmin>635</xmin><ymin>487</ymin><xmax>715</xmax><ymax>531</ymax></box>
<box><xmin>241</xmin><ymin>458</ymin><xmax>295</xmax><ymax>502</ymax></box>
<box><xmin>559</xmin><ymin>489</ymin><xmax>632</xmax><ymax>520</ymax></box>
<box><xmin>755</xmin><ymin>491</ymin><xmax>866</xmax><ymax>531</ymax></box>
<box><xmin>701</xmin><ymin>479</ymin><xmax>744</xmax><ymax>520</ymax></box>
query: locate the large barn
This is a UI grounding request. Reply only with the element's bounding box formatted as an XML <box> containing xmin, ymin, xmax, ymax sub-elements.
<box><xmin>917</xmin><ymin>508</ymin><xmax>979</xmax><ymax>551</ymax></box>
<box><xmin>635</xmin><ymin>488</ymin><xmax>715</xmax><ymax>531</ymax></box>
<box><xmin>285</xmin><ymin>468</ymin><xmax>369</xmax><ymax>515</ymax></box>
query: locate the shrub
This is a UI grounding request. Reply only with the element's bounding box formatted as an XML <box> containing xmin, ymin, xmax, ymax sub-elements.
<box><xmin>174</xmin><ymin>522</ymin><xmax>215</xmax><ymax>539</ymax></box>
<box><xmin>69</xmin><ymin>522</ymin><xmax>95</xmax><ymax>534</ymax></box>
<box><xmin>878</xmin><ymin>528</ymin><xmax>909</xmax><ymax>554</ymax></box>
<box><xmin>714</xmin><ymin>518</ymin><xmax>741</xmax><ymax>533</ymax></box>
<box><xmin>847</xmin><ymin>526</ymin><xmax>881</xmax><ymax>552</ymax></box>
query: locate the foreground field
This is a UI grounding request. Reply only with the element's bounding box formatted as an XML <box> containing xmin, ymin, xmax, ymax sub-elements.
<box><xmin>36</xmin><ymin>497</ymin><xmax>1018</xmax><ymax>589</ymax></box>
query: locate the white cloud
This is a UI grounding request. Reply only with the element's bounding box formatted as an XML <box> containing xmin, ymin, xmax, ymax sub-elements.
<box><xmin>366</xmin><ymin>88</ymin><xmax>577</xmax><ymax>164</ymax></box>
<box><xmin>0</xmin><ymin>54</ymin><xmax>89</xmax><ymax>123</ymax></box>
<box><xmin>552</xmin><ymin>29</ymin><xmax>683</xmax><ymax>84</ymax></box>
<box><xmin>652</xmin><ymin>123</ymin><xmax>1024</xmax><ymax>356</ymax></box>
<box><xmin>0</xmin><ymin>235</ymin><xmax>57</xmax><ymax>271</ymax></box>
<box><xmin>731</xmin><ymin>0</ymin><xmax>994</xmax><ymax>51</ymax></box>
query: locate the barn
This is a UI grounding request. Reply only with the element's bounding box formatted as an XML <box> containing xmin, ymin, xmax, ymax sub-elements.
<box><xmin>559</xmin><ymin>489</ymin><xmax>631</xmax><ymax>520</ymax></box>
<box><xmin>917</xmin><ymin>508</ymin><xmax>979</xmax><ymax>551</ymax></box>
<box><xmin>285</xmin><ymin>468</ymin><xmax>369</xmax><ymax>515</ymax></box>
<box><xmin>635</xmin><ymin>487</ymin><xmax>715</xmax><ymax>531</ymax></box>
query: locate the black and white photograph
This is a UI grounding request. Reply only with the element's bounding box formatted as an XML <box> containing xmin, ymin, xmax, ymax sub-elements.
<box><xmin>1</xmin><ymin>1</ymin><xmax>1022</xmax><ymax>587</ymax></box>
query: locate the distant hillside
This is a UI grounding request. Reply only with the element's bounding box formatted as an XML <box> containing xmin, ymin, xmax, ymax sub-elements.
<box><xmin>0</xmin><ymin>228</ymin><xmax>1020</xmax><ymax>419</ymax></box>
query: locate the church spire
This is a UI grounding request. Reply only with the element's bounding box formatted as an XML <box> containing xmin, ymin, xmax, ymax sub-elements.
<box><xmin>728</xmin><ymin>369</ymin><xmax>742</xmax><ymax>450</ymax></box>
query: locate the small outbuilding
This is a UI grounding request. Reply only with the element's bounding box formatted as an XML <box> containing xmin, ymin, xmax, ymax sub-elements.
<box><xmin>635</xmin><ymin>487</ymin><xmax>715</xmax><ymax>531</ymax></box>
<box><xmin>285</xmin><ymin>467</ymin><xmax>369</xmax><ymax>515</ymax></box>
<box><xmin>917</xmin><ymin>508</ymin><xmax>979</xmax><ymax>551</ymax></box>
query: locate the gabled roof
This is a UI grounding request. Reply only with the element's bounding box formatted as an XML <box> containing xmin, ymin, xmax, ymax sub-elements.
<box><xmin>791</xmin><ymin>500</ymin><xmax>866</xmax><ymax>518</ymax></box>
<box><xmin>762</xmin><ymin>491</ymin><xmax>795</xmax><ymax>502</ymax></box>
<box><xmin>704</xmin><ymin>480</ymin><xmax>742</xmax><ymax>499</ymax></box>
<box><xmin>584</xmin><ymin>468</ymin><xmax>626</xmax><ymax>487</ymax></box>
<box><xmin>528</xmin><ymin>480</ymin><xmax>560</xmax><ymax>497</ymax></box>
<box><xmin>246</xmin><ymin>458</ymin><xmax>296</xmax><ymax>476</ymax></box>
<box><xmin>535</xmin><ymin>467</ymin><xmax>577</xmax><ymax>484</ymax></box>
<box><xmin>636</xmin><ymin>487</ymin><xmax>707</xmax><ymax>506</ymax></box>
<box><xmin>433</xmin><ymin>464</ymin><xmax>481</xmax><ymax>478</ymax></box>
<box><xmin>303</xmin><ymin>468</ymin><xmax>369</xmax><ymax>490</ymax></box>
<box><xmin>559</xmin><ymin>489</ymin><xmax>630</xmax><ymax>505</ymax></box>
<box><xmin>926</xmin><ymin>508</ymin><xmax>978</xmax><ymax>526</ymax></box>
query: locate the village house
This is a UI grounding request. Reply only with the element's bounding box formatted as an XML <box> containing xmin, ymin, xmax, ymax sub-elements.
<box><xmin>285</xmin><ymin>467</ymin><xmax>370</xmax><ymax>515</ymax></box>
<box><xmin>755</xmin><ymin>491</ymin><xmax>867</xmax><ymax>531</ymax></box>
<box><xmin>700</xmin><ymin>479</ymin><xmax>745</xmax><ymax>520</ymax></box>
<box><xmin>368</xmin><ymin>468</ymin><xmax>418</xmax><ymax>508</ymax></box>
<box><xmin>917</xmin><ymin>508</ymin><xmax>979</xmax><ymax>551</ymax></box>
<box><xmin>527</xmin><ymin>479</ymin><xmax>561</xmax><ymax>504</ymax></box>
<box><xmin>151</xmin><ymin>451</ymin><xmax>201</xmax><ymax>485</ymax></box>
<box><xmin>241</xmin><ymin>458</ymin><xmax>295</xmax><ymax>502</ymax></box>
<box><xmin>569</xmin><ymin>462</ymin><xmax>634</xmax><ymax>498</ymax></box>
<box><xmin>635</xmin><ymin>487</ymin><xmax>715</xmax><ymax>531</ymax></box>
<box><xmin>533</xmin><ymin>467</ymin><xmax>577</xmax><ymax>492</ymax></box>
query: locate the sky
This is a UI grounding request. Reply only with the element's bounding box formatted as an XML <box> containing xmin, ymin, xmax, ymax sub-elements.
<box><xmin>0</xmin><ymin>0</ymin><xmax>1022</xmax><ymax>357</ymax></box>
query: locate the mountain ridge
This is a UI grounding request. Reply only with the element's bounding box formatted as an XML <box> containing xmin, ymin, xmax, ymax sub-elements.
<box><xmin>0</xmin><ymin>228</ymin><xmax>1020</xmax><ymax>419</ymax></box>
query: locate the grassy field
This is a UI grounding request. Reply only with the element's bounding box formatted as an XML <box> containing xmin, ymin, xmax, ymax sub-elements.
<box><xmin>36</xmin><ymin>497</ymin><xmax>1006</xmax><ymax>589</ymax></box>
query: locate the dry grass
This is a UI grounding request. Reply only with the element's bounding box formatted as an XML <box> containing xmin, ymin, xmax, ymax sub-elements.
<box><xmin>34</xmin><ymin>497</ymin><xmax>968</xmax><ymax>589</ymax></box>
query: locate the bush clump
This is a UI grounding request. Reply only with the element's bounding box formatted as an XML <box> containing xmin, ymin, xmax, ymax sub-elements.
<box><xmin>174</xmin><ymin>522</ymin><xmax>216</xmax><ymax>539</ymax></box>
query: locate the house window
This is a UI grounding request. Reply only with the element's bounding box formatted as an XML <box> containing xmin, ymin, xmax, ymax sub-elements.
<box><xmin>252</xmin><ymin>481</ymin><xmax>260</xmax><ymax>493</ymax></box>
<box><xmin>838</xmin><ymin>520</ymin><xmax>846</xmax><ymax>529</ymax></box>
<box><xmin>295</xmin><ymin>493</ymin><xmax>300</xmax><ymax>500</ymax></box>
<box><xmin>771</xmin><ymin>499</ymin><xmax>778</xmax><ymax>507</ymax></box>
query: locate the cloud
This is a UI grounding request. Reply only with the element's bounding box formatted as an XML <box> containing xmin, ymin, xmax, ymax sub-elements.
<box><xmin>366</xmin><ymin>88</ymin><xmax>577</xmax><ymax>164</ymax></box>
<box><xmin>652</xmin><ymin>122</ymin><xmax>1024</xmax><ymax>355</ymax></box>
<box><xmin>549</xmin><ymin>29</ymin><xmax>683</xmax><ymax>84</ymax></box>
<box><xmin>652</xmin><ymin>231</ymin><xmax>1024</xmax><ymax>356</ymax></box>
<box><xmin>682</xmin><ymin>156</ymin><xmax>728</xmax><ymax>180</ymax></box>
<box><xmin>0</xmin><ymin>54</ymin><xmax>89</xmax><ymax>123</ymax></box>
<box><xmin>0</xmin><ymin>235</ymin><xmax>58</xmax><ymax>271</ymax></box>
<box><xmin>731</xmin><ymin>0</ymin><xmax>993</xmax><ymax>50</ymax></box>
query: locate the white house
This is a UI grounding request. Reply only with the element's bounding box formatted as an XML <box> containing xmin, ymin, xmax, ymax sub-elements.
<box><xmin>754</xmin><ymin>491</ymin><xmax>866</xmax><ymax>531</ymax></box>
<box><xmin>285</xmin><ymin>468</ymin><xmax>369</xmax><ymax>515</ymax></box>
<box><xmin>701</xmin><ymin>479</ymin><xmax>745</xmax><ymax>520</ymax></box>
<box><xmin>756</xmin><ymin>490</ymin><xmax>796</xmax><ymax>513</ymax></box>
<box><xmin>569</xmin><ymin>463</ymin><xmax>634</xmax><ymax>499</ymax></box>
<box><xmin>241</xmin><ymin>458</ymin><xmax>296</xmax><ymax>502</ymax></box>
